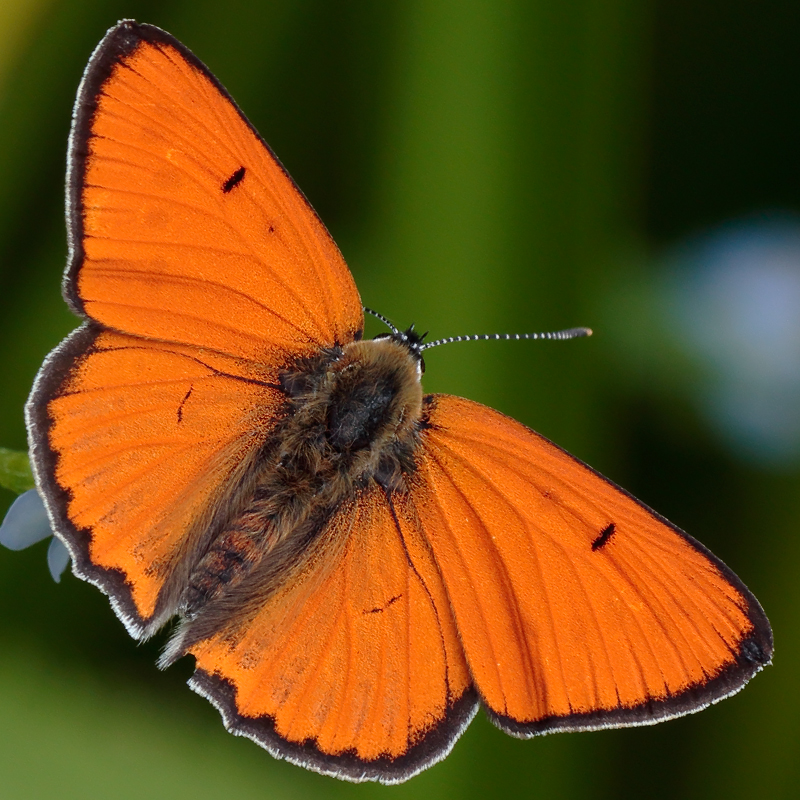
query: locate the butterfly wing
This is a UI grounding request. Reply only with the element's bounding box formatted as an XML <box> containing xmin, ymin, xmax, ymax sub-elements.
<box><xmin>27</xmin><ymin>21</ymin><xmax>364</xmax><ymax>637</ymax></box>
<box><xmin>67</xmin><ymin>21</ymin><xmax>362</xmax><ymax>356</ymax></box>
<box><xmin>411</xmin><ymin>394</ymin><xmax>772</xmax><ymax>734</ymax></box>
<box><xmin>185</xmin><ymin>484</ymin><xmax>476</xmax><ymax>783</ymax></box>
<box><xmin>27</xmin><ymin>327</ymin><xmax>283</xmax><ymax>636</ymax></box>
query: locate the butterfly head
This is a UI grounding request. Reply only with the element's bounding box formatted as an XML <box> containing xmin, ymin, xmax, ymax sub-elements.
<box><xmin>372</xmin><ymin>324</ymin><xmax>428</xmax><ymax>377</ymax></box>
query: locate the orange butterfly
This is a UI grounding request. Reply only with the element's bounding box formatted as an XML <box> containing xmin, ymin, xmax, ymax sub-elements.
<box><xmin>26</xmin><ymin>20</ymin><xmax>772</xmax><ymax>784</ymax></box>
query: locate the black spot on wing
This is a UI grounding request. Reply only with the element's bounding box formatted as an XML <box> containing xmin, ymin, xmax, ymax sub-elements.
<box><xmin>591</xmin><ymin>522</ymin><xmax>616</xmax><ymax>551</ymax></box>
<box><xmin>740</xmin><ymin>638</ymin><xmax>769</xmax><ymax>664</ymax></box>
<box><xmin>177</xmin><ymin>386</ymin><xmax>193</xmax><ymax>423</ymax></box>
<box><xmin>222</xmin><ymin>166</ymin><xmax>246</xmax><ymax>193</ymax></box>
<box><xmin>364</xmin><ymin>594</ymin><xmax>403</xmax><ymax>614</ymax></box>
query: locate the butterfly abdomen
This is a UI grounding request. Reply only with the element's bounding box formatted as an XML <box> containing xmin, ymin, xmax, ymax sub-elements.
<box><xmin>184</xmin><ymin>527</ymin><xmax>263</xmax><ymax>616</ymax></box>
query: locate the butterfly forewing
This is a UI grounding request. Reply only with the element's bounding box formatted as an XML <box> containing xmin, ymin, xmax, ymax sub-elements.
<box><xmin>27</xmin><ymin>327</ymin><xmax>283</xmax><ymax>636</ymax></box>
<box><xmin>412</xmin><ymin>395</ymin><xmax>771</xmax><ymax>733</ymax></box>
<box><xmin>68</xmin><ymin>22</ymin><xmax>363</xmax><ymax>358</ymax></box>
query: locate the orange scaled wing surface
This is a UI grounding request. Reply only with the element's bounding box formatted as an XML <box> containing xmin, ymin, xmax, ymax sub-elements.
<box><xmin>412</xmin><ymin>395</ymin><xmax>772</xmax><ymax>734</ymax></box>
<box><xmin>188</xmin><ymin>485</ymin><xmax>476</xmax><ymax>784</ymax></box>
<box><xmin>66</xmin><ymin>21</ymin><xmax>362</xmax><ymax>357</ymax></box>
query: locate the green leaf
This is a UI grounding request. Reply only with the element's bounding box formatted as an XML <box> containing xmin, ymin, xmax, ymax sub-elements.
<box><xmin>0</xmin><ymin>447</ymin><xmax>35</xmax><ymax>494</ymax></box>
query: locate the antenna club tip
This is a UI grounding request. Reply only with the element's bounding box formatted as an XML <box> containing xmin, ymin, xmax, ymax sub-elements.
<box><xmin>560</xmin><ymin>326</ymin><xmax>592</xmax><ymax>339</ymax></box>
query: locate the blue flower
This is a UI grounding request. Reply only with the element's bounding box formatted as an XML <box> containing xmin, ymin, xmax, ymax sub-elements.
<box><xmin>0</xmin><ymin>488</ymin><xmax>70</xmax><ymax>581</ymax></box>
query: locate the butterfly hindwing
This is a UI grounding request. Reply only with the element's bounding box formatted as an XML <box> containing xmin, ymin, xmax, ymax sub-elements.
<box><xmin>412</xmin><ymin>394</ymin><xmax>772</xmax><ymax>733</ymax></box>
<box><xmin>184</xmin><ymin>484</ymin><xmax>476</xmax><ymax>783</ymax></box>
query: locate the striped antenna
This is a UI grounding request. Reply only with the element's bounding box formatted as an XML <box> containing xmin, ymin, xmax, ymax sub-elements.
<box><xmin>420</xmin><ymin>327</ymin><xmax>592</xmax><ymax>351</ymax></box>
<box><xmin>364</xmin><ymin>307</ymin><xmax>400</xmax><ymax>335</ymax></box>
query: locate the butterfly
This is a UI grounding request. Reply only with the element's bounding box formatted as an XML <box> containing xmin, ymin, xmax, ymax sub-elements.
<box><xmin>26</xmin><ymin>20</ymin><xmax>772</xmax><ymax>784</ymax></box>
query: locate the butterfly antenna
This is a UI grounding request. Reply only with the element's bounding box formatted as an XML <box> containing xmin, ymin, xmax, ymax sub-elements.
<box><xmin>419</xmin><ymin>326</ymin><xmax>592</xmax><ymax>351</ymax></box>
<box><xmin>364</xmin><ymin>307</ymin><xmax>400</xmax><ymax>335</ymax></box>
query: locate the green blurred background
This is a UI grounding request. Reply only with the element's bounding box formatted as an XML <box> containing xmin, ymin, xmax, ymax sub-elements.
<box><xmin>1</xmin><ymin>1</ymin><xmax>797</xmax><ymax>797</ymax></box>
